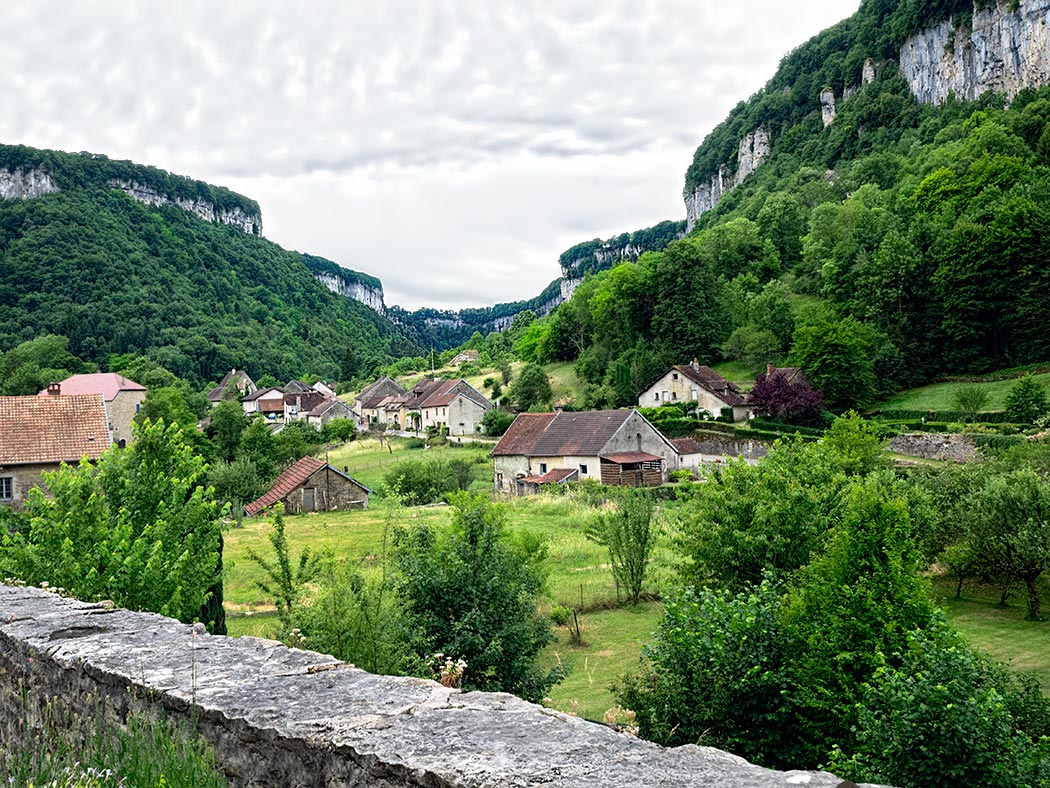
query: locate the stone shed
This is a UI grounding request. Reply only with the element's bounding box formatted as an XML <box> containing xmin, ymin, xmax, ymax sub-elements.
<box><xmin>245</xmin><ymin>456</ymin><xmax>370</xmax><ymax>516</ymax></box>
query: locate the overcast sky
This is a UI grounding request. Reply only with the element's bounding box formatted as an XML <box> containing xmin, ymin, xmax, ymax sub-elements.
<box><xmin>0</xmin><ymin>1</ymin><xmax>858</xmax><ymax>311</ymax></box>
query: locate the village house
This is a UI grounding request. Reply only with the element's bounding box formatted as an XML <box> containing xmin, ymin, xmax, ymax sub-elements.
<box><xmin>244</xmin><ymin>456</ymin><xmax>371</xmax><ymax>515</ymax></box>
<box><xmin>638</xmin><ymin>360</ymin><xmax>749</xmax><ymax>422</ymax></box>
<box><xmin>491</xmin><ymin>409</ymin><xmax>678</xmax><ymax>494</ymax></box>
<box><xmin>39</xmin><ymin>373</ymin><xmax>146</xmax><ymax>448</ymax></box>
<box><xmin>207</xmin><ymin>369</ymin><xmax>256</xmax><ymax>406</ymax></box>
<box><xmin>354</xmin><ymin>376</ymin><xmax>406</xmax><ymax>426</ymax></box>
<box><xmin>282</xmin><ymin>390</ymin><xmax>331</xmax><ymax>422</ymax></box>
<box><xmin>304</xmin><ymin>398</ymin><xmax>356</xmax><ymax>430</ymax></box>
<box><xmin>754</xmin><ymin>363</ymin><xmax>810</xmax><ymax>388</ymax></box>
<box><xmin>0</xmin><ymin>393</ymin><xmax>111</xmax><ymax>508</ymax></box>
<box><xmin>240</xmin><ymin>386</ymin><xmax>286</xmax><ymax>419</ymax></box>
<box><xmin>396</xmin><ymin>378</ymin><xmax>492</xmax><ymax>435</ymax></box>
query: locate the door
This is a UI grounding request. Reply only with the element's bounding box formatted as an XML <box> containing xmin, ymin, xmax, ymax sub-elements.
<box><xmin>302</xmin><ymin>488</ymin><xmax>315</xmax><ymax>511</ymax></box>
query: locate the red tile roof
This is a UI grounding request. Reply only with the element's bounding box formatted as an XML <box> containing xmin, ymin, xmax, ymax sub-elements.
<box><xmin>245</xmin><ymin>456</ymin><xmax>326</xmax><ymax>515</ymax></box>
<box><xmin>491</xmin><ymin>413</ymin><xmax>558</xmax><ymax>456</ymax></box>
<box><xmin>38</xmin><ymin>373</ymin><xmax>145</xmax><ymax>402</ymax></box>
<box><xmin>0</xmin><ymin>395</ymin><xmax>111</xmax><ymax>465</ymax></box>
<box><xmin>600</xmin><ymin>451</ymin><xmax>663</xmax><ymax>464</ymax></box>
<box><xmin>521</xmin><ymin>468</ymin><xmax>579</xmax><ymax>485</ymax></box>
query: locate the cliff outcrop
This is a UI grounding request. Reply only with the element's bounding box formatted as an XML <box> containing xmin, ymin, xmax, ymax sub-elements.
<box><xmin>900</xmin><ymin>0</ymin><xmax>1050</xmax><ymax>104</ymax></box>
<box><xmin>0</xmin><ymin>168</ymin><xmax>58</xmax><ymax>200</ymax></box>
<box><xmin>684</xmin><ymin>128</ymin><xmax>770</xmax><ymax>231</ymax></box>
<box><xmin>110</xmin><ymin>180</ymin><xmax>262</xmax><ymax>235</ymax></box>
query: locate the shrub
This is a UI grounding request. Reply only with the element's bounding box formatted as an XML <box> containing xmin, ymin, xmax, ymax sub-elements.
<box><xmin>549</xmin><ymin>604</ymin><xmax>573</xmax><ymax>626</ymax></box>
<box><xmin>383</xmin><ymin>458</ymin><xmax>475</xmax><ymax>505</ymax></box>
<box><xmin>669</xmin><ymin>468</ymin><xmax>695</xmax><ymax>482</ymax></box>
<box><xmin>1005</xmin><ymin>375</ymin><xmax>1050</xmax><ymax>424</ymax></box>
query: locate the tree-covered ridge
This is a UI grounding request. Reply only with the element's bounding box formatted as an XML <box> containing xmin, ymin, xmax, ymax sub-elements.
<box><xmin>520</xmin><ymin>81</ymin><xmax>1050</xmax><ymax>409</ymax></box>
<box><xmin>301</xmin><ymin>253</ymin><xmax>383</xmax><ymax>293</ymax></box>
<box><xmin>683</xmin><ymin>0</ymin><xmax>991</xmax><ymax>193</ymax></box>
<box><xmin>0</xmin><ymin>186</ymin><xmax>406</xmax><ymax>386</ymax></box>
<box><xmin>0</xmin><ymin>144</ymin><xmax>260</xmax><ymax>219</ymax></box>
<box><xmin>557</xmin><ymin>220</ymin><xmax>686</xmax><ymax>279</ymax></box>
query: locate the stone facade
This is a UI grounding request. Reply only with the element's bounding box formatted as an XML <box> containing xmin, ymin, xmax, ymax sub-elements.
<box><xmin>0</xmin><ymin>585</ymin><xmax>887</xmax><ymax>788</ymax></box>
<box><xmin>107</xmin><ymin>389</ymin><xmax>146</xmax><ymax>448</ymax></box>
<box><xmin>0</xmin><ymin>463</ymin><xmax>58</xmax><ymax>509</ymax></box>
<box><xmin>889</xmin><ymin>432</ymin><xmax>979</xmax><ymax>462</ymax></box>
<box><xmin>278</xmin><ymin>465</ymin><xmax>370</xmax><ymax>513</ymax></box>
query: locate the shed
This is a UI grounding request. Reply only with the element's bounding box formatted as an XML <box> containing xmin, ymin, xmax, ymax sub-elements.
<box><xmin>245</xmin><ymin>456</ymin><xmax>371</xmax><ymax>516</ymax></box>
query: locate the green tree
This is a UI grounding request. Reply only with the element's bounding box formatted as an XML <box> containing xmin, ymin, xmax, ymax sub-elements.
<box><xmin>789</xmin><ymin>311</ymin><xmax>879</xmax><ymax>411</ymax></box>
<box><xmin>1</xmin><ymin>419</ymin><xmax>226</xmax><ymax>631</ymax></box>
<box><xmin>246</xmin><ymin>513</ymin><xmax>322</xmax><ymax>635</ymax></box>
<box><xmin>481</xmin><ymin>408</ymin><xmax>514</xmax><ymax>436</ymax></box>
<box><xmin>1004</xmin><ymin>375</ymin><xmax>1049</xmax><ymax>424</ymax></box>
<box><xmin>207</xmin><ymin>398</ymin><xmax>248</xmax><ymax>461</ymax></box>
<box><xmin>509</xmin><ymin>363</ymin><xmax>553</xmax><ymax>411</ymax></box>
<box><xmin>393</xmin><ymin>492</ymin><xmax>559</xmax><ymax>701</ymax></box>
<box><xmin>821</xmin><ymin>411</ymin><xmax>886</xmax><ymax>476</ymax></box>
<box><xmin>586</xmin><ymin>489</ymin><xmax>659</xmax><ymax>604</ymax></box>
<box><xmin>966</xmin><ymin>468</ymin><xmax>1050</xmax><ymax>619</ymax></box>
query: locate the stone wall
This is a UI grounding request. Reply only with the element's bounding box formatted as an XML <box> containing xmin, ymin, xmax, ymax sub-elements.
<box><xmin>0</xmin><ymin>585</ymin><xmax>886</xmax><ymax>787</ymax></box>
<box><xmin>889</xmin><ymin>432</ymin><xmax>979</xmax><ymax>462</ymax></box>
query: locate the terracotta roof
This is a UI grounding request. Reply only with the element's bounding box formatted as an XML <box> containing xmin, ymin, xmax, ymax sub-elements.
<box><xmin>39</xmin><ymin>373</ymin><xmax>145</xmax><ymax>402</ymax></box>
<box><xmin>245</xmin><ymin>456</ymin><xmax>326</xmax><ymax>515</ymax></box>
<box><xmin>521</xmin><ymin>468</ymin><xmax>579</xmax><ymax>485</ymax></box>
<box><xmin>284</xmin><ymin>391</ymin><xmax>329</xmax><ymax>412</ymax></box>
<box><xmin>600</xmin><ymin>451</ymin><xmax>663</xmax><ymax>464</ymax></box>
<box><xmin>0</xmin><ymin>394</ymin><xmax>111</xmax><ymax>465</ymax></box>
<box><xmin>670</xmin><ymin>437</ymin><xmax>704</xmax><ymax>455</ymax></box>
<box><xmin>258</xmin><ymin>399</ymin><xmax>285</xmax><ymax>414</ymax></box>
<box><xmin>491</xmin><ymin>413</ymin><xmax>558</xmax><ymax>456</ymax></box>
<box><xmin>493</xmin><ymin>410</ymin><xmax>637</xmax><ymax>457</ymax></box>
<box><xmin>674</xmin><ymin>364</ymin><xmax>746</xmax><ymax>406</ymax></box>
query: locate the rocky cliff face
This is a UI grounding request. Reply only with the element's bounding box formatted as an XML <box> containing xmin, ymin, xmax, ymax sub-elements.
<box><xmin>900</xmin><ymin>0</ymin><xmax>1050</xmax><ymax>104</ymax></box>
<box><xmin>684</xmin><ymin>128</ymin><xmax>770</xmax><ymax>231</ymax></box>
<box><xmin>110</xmin><ymin>180</ymin><xmax>262</xmax><ymax>235</ymax></box>
<box><xmin>0</xmin><ymin>168</ymin><xmax>58</xmax><ymax>200</ymax></box>
<box><xmin>314</xmin><ymin>271</ymin><xmax>386</xmax><ymax>313</ymax></box>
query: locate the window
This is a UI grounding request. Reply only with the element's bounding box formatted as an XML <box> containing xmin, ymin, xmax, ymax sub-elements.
<box><xmin>0</xmin><ymin>477</ymin><xmax>12</xmax><ymax>500</ymax></box>
<box><xmin>672</xmin><ymin>372</ymin><xmax>679</xmax><ymax>380</ymax></box>
<box><xmin>671</xmin><ymin>392</ymin><xmax>677</xmax><ymax>400</ymax></box>
<box><xmin>539</xmin><ymin>463</ymin><xmax>548</xmax><ymax>474</ymax></box>
<box><xmin>579</xmin><ymin>464</ymin><xmax>588</xmax><ymax>475</ymax></box>
<box><xmin>654</xmin><ymin>393</ymin><xmax>659</xmax><ymax>401</ymax></box>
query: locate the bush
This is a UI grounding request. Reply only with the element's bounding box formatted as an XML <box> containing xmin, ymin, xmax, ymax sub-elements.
<box><xmin>481</xmin><ymin>408</ymin><xmax>515</xmax><ymax>436</ymax></box>
<box><xmin>669</xmin><ymin>468</ymin><xmax>695</xmax><ymax>482</ymax></box>
<box><xmin>549</xmin><ymin>604</ymin><xmax>573</xmax><ymax>626</ymax></box>
<box><xmin>383</xmin><ymin>458</ymin><xmax>475</xmax><ymax>505</ymax></box>
<box><xmin>1005</xmin><ymin>375</ymin><xmax>1050</xmax><ymax>425</ymax></box>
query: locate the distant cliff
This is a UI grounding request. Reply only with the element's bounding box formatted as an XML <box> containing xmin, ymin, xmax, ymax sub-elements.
<box><xmin>302</xmin><ymin>253</ymin><xmax>385</xmax><ymax>313</ymax></box>
<box><xmin>682</xmin><ymin>0</ymin><xmax>1050</xmax><ymax>228</ymax></box>
<box><xmin>900</xmin><ymin>0</ymin><xmax>1050</xmax><ymax>104</ymax></box>
<box><xmin>0</xmin><ymin>144</ymin><xmax>261</xmax><ymax>235</ymax></box>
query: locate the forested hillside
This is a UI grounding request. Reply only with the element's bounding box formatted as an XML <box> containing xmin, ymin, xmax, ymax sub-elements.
<box><xmin>0</xmin><ymin>146</ymin><xmax>409</xmax><ymax>386</ymax></box>
<box><xmin>513</xmin><ymin>0</ymin><xmax>1050</xmax><ymax>410</ymax></box>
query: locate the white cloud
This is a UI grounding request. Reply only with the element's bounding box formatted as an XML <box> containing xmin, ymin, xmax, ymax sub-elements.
<box><xmin>0</xmin><ymin>0</ymin><xmax>859</xmax><ymax>310</ymax></box>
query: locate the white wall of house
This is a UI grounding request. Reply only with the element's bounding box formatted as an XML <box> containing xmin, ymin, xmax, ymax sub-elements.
<box><xmin>638</xmin><ymin>372</ymin><xmax>748</xmax><ymax>422</ymax></box>
<box><xmin>446</xmin><ymin>395</ymin><xmax>489</xmax><ymax>435</ymax></box>
<box><xmin>605</xmin><ymin>411</ymin><xmax>680</xmax><ymax>478</ymax></box>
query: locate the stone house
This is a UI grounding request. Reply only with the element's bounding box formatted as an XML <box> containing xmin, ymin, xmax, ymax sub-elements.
<box><xmin>244</xmin><ymin>456</ymin><xmax>371</xmax><ymax>516</ymax></box>
<box><xmin>491</xmin><ymin>409</ymin><xmax>678</xmax><ymax>494</ymax></box>
<box><xmin>638</xmin><ymin>360</ymin><xmax>749</xmax><ymax>422</ymax></box>
<box><xmin>304</xmin><ymin>398</ymin><xmax>356</xmax><ymax>430</ymax></box>
<box><xmin>354</xmin><ymin>376</ymin><xmax>406</xmax><ymax>425</ymax></box>
<box><xmin>207</xmin><ymin>369</ymin><xmax>256</xmax><ymax>406</ymax></box>
<box><xmin>403</xmin><ymin>378</ymin><xmax>492</xmax><ymax>436</ymax></box>
<box><xmin>0</xmin><ymin>394</ymin><xmax>111</xmax><ymax>508</ymax></box>
<box><xmin>39</xmin><ymin>373</ymin><xmax>146</xmax><ymax>448</ymax></box>
<box><xmin>282</xmin><ymin>390</ymin><xmax>330</xmax><ymax>422</ymax></box>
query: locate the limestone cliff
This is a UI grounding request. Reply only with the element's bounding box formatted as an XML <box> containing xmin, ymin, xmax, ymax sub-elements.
<box><xmin>314</xmin><ymin>271</ymin><xmax>386</xmax><ymax>313</ymax></box>
<box><xmin>110</xmin><ymin>180</ymin><xmax>262</xmax><ymax>235</ymax></box>
<box><xmin>684</xmin><ymin>128</ymin><xmax>770</xmax><ymax>232</ymax></box>
<box><xmin>900</xmin><ymin>0</ymin><xmax>1050</xmax><ymax>104</ymax></box>
<box><xmin>0</xmin><ymin>168</ymin><xmax>58</xmax><ymax>200</ymax></box>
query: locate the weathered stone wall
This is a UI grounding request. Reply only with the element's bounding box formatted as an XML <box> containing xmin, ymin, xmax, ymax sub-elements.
<box><xmin>889</xmin><ymin>432</ymin><xmax>979</xmax><ymax>462</ymax></box>
<box><xmin>0</xmin><ymin>585</ymin><xmax>886</xmax><ymax>787</ymax></box>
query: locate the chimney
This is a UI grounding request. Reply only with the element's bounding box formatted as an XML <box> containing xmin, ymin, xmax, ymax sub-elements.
<box><xmin>766</xmin><ymin>362</ymin><xmax>774</xmax><ymax>377</ymax></box>
<box><xmin>46</xmin><ymin>382</ymin><xmax>61</xmax><ymax>396</ymax></box>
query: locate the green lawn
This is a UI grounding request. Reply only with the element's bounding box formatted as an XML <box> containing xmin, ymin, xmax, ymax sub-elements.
<box><xmin>223</xmin><ymin>492</ymin><xmax>667</xmax><ymax>720</ymax></box>
<box><xmin>875</xmin><ymin>371</ymin><xmax>1050</xmax><ymax>412</ymax></box>
<box><xmin>323</xmin><ymin>437</ymin><xmax>493</xmax><ymax>492</ymax></box>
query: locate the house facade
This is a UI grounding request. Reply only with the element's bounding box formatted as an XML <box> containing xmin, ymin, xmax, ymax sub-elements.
<box><xmin>244</xmin><ymin>456</ymin><xmax>371</xmax><ymax>515</ymax></box>
<box><xmin>491</xmin><ymin>409</ymin><xmax>678</xmax><ymax>494</ymax></box>
<box><xmin>0</xmin><ymin>394</ymin><xmax>111</xmax><ymax>508</ymax></box>
<box><xmin>638</xmin><ymin>360</ymin><xmax>749</xmax><ymax>422</ymax></box>
<box><xmin>355</xmin><ymin>376</ymin><xmax>407</xmax><ymax>426</ymax></box>
<box><xmin>241</xmin><ymin>387</ymin><xmax>286</xmax><ymax>418</ymax></box>
<box><xmin>305</xmin><ymin>398</ymin><xmax>356</xmax><ymax>430</ymax></box>
<box><xmin>40</xmin><ymin>373</ymin><xmax>147</xmax><ymax>447</ymax></box>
